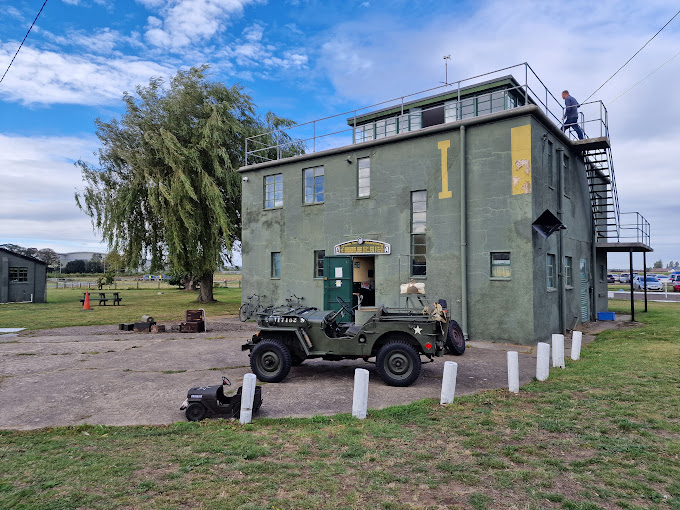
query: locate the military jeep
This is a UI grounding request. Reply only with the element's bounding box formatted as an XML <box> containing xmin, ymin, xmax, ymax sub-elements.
<box><xmin>241</xmin><ymin>298</ymin><xmax>465</xmax><ymax>387</ymax></box>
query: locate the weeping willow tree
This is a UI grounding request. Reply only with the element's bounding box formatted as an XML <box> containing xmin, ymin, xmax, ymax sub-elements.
<box><xmin>76</xmin><ymin>65</ymin><xmax>304</xmax><ymax>302</ymax></box>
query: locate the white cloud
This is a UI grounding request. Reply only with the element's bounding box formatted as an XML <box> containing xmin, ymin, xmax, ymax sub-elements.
<box><xmin>0</xmin><ymin>134</ymin><xmax>107</xmax><ymax>252</ymax></box>
<box><xmin>0</xmin><ymin>43</ymin><xmax>176</xmax><ymax>106</ymax></box>
<box><xmin>140</xmin><ymin>0</ymin><xmax>261</xmax><ymax>50</ymax></box>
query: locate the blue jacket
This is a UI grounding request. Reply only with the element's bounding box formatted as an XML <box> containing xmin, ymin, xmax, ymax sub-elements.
<box><xmin>564</xmin><ymin>95</ymin><xmax>579</xmax><ymax>121</ymax></box>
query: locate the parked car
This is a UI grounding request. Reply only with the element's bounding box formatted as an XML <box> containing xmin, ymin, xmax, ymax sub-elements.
<box><xmin>674</xmin><ymin>281</ymin><xmax>680</xmax><ymax>292</ymax></box>
<box><xmin>607</xmin><ymin>274</ymin><xmax>619</xmax><ymax>283</ymax></box>
<box><xmin>619</xmin><ymin>273</ymin><xmax>631</xmax><ymax>283</ymax></box>
<box><xmin>633</xmin><ymin>276</ymin><xmax>663</xmax><ymax>291</ymax></box>
<box><xmin>671</xmin><ymin>274</ymin><xmax>680</xmax><ymax>283</ymax></box>
<box><xmin>656</xmin><ymin>274</ymin><xmax>671</xmax><ymax>284</ymax></box>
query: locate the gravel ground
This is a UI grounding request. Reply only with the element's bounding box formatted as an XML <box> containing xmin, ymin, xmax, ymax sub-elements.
<box><xmin>0</xmin><ymin>316</ymin><xmax>630</xmax><ymax>430</ymax></box>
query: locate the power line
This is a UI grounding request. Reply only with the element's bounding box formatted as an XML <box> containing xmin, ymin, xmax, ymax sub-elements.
<box><xmin>583</xmin><ymin>8</ymin><xmax>680</xmax><ymax>103</ymax></box>
<box><xmin>610</xmin><ymin>48</ymin><xmax>680</xmax><ymax>104</ymax></box>
<box><xmin>0</xmin><ymin>0</ymin><xmax>50</xmax><ymax>85</ymax></box>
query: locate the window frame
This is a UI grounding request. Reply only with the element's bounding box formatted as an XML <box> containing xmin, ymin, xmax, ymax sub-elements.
<box><xmin>490</xmin><ymin>252</ymin><xmax>511</xmax><ymax>280</ymax></box>
<box><xmin>263</xmin><ymin>173</ymin><xmax>283</xmax><ymax>210</ymax></box>
<box><xmin>357</xmin><ymin>157</ymin><xmax>370</xmax><ymax>198</ymax></box>
<box><xmin>410</xmin><ymin>190</ymin><xmax>427</xmax><ymax>277</ymax></box>
<box><xmin>9</xmin><ymin>267</ymin><xmax>28</xmax><ymax>283</ymax></box>
<box><xmin>546</xmin><ymin>253</ymin><xmax>557</xmax><ymax>290</ymax></box>
<box><xmin>564</xmin><ymin>255</ymin><xmax>573</xmax><ymax>288</ymax></box>
<box><xmin>313</xmin><ymin>250</ymin><xmax>325</xmax><ymax>278</ymax></box>
<box><xmin>303</xmin><ymin>166</ymin><xmax>325</xmax><ymax>205</ymax></box>
<box><xmin>271</xmin><ymin>252</ymin><xmax>281</xmax><ymax>279</ymax></box>
<box><xmin>547</xmin><ymin>140</ymin><xmax>554</xmax><ymax>188</ymax></box>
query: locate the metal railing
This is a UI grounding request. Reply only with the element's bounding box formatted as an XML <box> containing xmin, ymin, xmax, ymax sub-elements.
<box><xmin>245</xmin><ymin>62</ymin><xmax>612</xmax><ymax>164</ymax></box>
<box><xmin>618</xmin><ymin>212</ymin><xmax>651</xmax><ymax>246</ymax></box>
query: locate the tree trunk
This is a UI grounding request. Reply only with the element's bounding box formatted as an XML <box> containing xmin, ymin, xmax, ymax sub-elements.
<box><xmin>197</xmin><ymin>274</ymin><xmax>215</xmax><ymax>303</ymax></box>
<box><xmin>181</xmin><ymin>277</ymin><xmax>198</xmax><ymax>291</ymax></box>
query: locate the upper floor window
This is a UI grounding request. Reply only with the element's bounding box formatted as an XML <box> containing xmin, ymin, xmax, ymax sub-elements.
<box><xmin>547</xmin><ymin>140</ymin><xmax>554</xmax><ymax>187</ymax></box>
<box><xmin>9</xmin><ymin>267</ymin><xmax>28</xmax><ymax>283</ymax></box>
<box><xmin>304</xmin><ymin>166</ymin><xmax>324</xmax><ymax>204</ymax></box>
<box><xmin>264</xmin><ymin>174</ymin><xmax>283</xmax><ymax>209</ymax></box>
<box><xmin>357</xmin><ymin>157</ymin><xmax>370</xmax><ymax>198</ymax></box>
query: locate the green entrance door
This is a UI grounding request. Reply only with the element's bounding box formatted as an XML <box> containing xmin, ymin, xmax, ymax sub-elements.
<box><xmin>580</xmin><ymin>259</ymin><xmax>589</xmax><ymax>322</ymax></box>
<box><xmin>324</xmin><ymin>256</ymin><xmax>353</xmax><ymax>322</ymax></box>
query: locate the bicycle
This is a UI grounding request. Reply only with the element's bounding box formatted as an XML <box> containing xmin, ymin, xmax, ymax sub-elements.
<box><xmin>285</xmin><ymin>294</ymin><xmax>304</xmax><ymax>307</ymax></box>
<box><xmin>239</xmin><ymin>294</ymin><xmax>267</xmax><ymax>322</ymax></box>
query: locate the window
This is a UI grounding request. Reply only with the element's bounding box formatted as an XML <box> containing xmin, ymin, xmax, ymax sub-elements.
<box><xmin>490</xmin><ymin>252</ymin><xmax>511</xmax><ymax>278</ymax></box>
<box><xmin>477</xmin><ymin>93</ymin><xmax>492</xmax><ymax>116</ymax></box>
<box><xmin>357</xmin><ymin>157</ymin><xmax>370</xmax><ymax>198</ymax></box>
<box><xmin>460</xmin><ymin>98</ymin><xmax>475</xmax><ymax>119</ymax></box>
<box><xmin>547</xmin><ymin>141</ymin><xmax>554</xmax><ymax>187</ymax></box>
<box><xmin>491</xmin><ymin>91</ymin><xmax>506</xmax><ymax>113</ymax></box>
<box><xmin>314</xmin><ymin>250</ymin><xmax>325</xmax><ymax>278</ymax></box>
<box><xmin>564</xmin><ymin>256</ymin><xmax>573</xmax><ymax>287</ymax></box>
<box><xmin>408</xmin><ymin>108</ymin><xmax>422</xmax><ymax>131</ymax></box>
<box><xmin>563</xmin><ymin>154</ymin><xmax>570</xmax><ymax>194</ymax></box>
<box><xmin>9</xmin><ymin>267</ymin><xmax>28</xmax><ymax>283</ymax></box>
<box><xmin>303</xmin><ymin>166</ymin><xmax>324</xmax><ymax>204</ymax></box>
<box><xmin>411</xmin><ymin>190</ymin><xmax>427</xmax><ymax>276</ymax></box>
<box><xmin>546</xmin><ymin>253</ymin><xmax>556</xmax><ymax>289</ymax></box>
<box><xmin>271</xmin><ymin>252</ymin><xmax>281</xmax><ymax>278</ymax></box>
<box><xmin>444</xmin><ymin>101</ymin><xmax>458</xmax><ymax>123</ymax></box>
<box><xmin>264</xmin><ymin>174</ymin><xmax>283</xmax><ymax>209</ymax></box>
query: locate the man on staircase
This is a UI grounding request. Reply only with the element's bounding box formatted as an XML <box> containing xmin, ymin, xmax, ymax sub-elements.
<box><xmin>561</xmin><ymin>90</ymin><xmax>584</xmax><ymax>140</ymax></box>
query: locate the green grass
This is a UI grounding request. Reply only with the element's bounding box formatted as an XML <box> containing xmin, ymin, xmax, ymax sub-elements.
<box><xmin>0</xmin><ymin>287</ymin><xmax>242</xmax><ymax>330</ymax></box>
<box><xmin>0</xmin><ymin>301</ymin><xmax>679</xmax><ymax>509</ymax></box>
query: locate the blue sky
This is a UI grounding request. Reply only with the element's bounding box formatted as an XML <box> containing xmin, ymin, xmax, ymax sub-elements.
<box><xmin>1</xmin><ymin>0</ymin><xmax>679</xmax><ymax>268</ymax></box>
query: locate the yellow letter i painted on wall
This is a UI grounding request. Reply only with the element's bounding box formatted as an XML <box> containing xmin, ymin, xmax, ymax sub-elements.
<box><xmin>438</xmin><ymin>140</ymin><xmax>452</xmax><ymax>199</ymax></box>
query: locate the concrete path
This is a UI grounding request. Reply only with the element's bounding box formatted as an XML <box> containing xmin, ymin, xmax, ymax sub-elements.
<box><xmin>0</xmin><ymin>318</ymin><xmax>629</xmax><ymax>430</ymax></box>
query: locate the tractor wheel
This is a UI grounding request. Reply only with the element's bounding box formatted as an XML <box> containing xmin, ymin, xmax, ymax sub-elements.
<box><xmin>445</xmin><ymin>320</ymin><xmax>466</xmax><ymax>355</ymax></box>
<box><xmin>376</xmin><ymin>340</ymin><xmax>422</xmax><ymax>387</ymax></box>
<box><xmin>185</xmin><ymin>403</ymin><xmax>207</xmax><ymax>422</ymax></box>
<box><xmin>250</xmin><ymin>339</ymin><xmax>292</xmax><ymax>383</ymax></box>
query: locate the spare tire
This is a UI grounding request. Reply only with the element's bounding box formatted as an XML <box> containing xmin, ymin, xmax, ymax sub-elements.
<box><xmin>445</xmin><ymin>320</ymin><xmax>465</xmax><ymax>355</ymax></box>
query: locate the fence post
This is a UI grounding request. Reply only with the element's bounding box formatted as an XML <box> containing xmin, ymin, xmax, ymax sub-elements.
<box><xmin>571</xmin><ymin>331</ymin><xmax>582</xmax><ymax>361</ymax></box>
<box><xmin>352</xmin><ymin>368</ymin><xmax>369</xmax><ymax>419</ymax></box>
<box><xmin>552</xmin><ymin>334</ymin><xmax>565</xmax><ymax>368</ymax></box>
<box><xmin>239</xmin><ymin>373</ymin><xmax>257</xmax><ymax>424</ymax></box>
<box><xmin>507</xmin><ymin>351</ymin><xmax>519</xmax><ymax>394</ymax></box>
<box><xmin>440</xmin><ymin>361</ymin><xmax>458</xmax><ymax>405</ymax></box>
<box><xmin>536</xmin><ymin>342</ymin><xmax>550</xmax><ymax>381</ymax></box>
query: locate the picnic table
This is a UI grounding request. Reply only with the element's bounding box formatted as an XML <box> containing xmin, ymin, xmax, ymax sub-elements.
<box><xmin>80</xmin><ymin>292</ymin><xmax>123</xmax><ymax>306</ymax></box>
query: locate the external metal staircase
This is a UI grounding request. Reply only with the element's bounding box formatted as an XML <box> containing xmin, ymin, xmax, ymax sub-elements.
<box><xmin>575</xmin><ymin>137</ymin><xmax>620</xmax><ymax>242</ymax></box>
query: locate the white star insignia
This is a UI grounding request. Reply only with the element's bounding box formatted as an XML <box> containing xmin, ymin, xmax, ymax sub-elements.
<box><xmin>413</xmin><ymin>325</ymin><xmax>422</xmax><ymax>335</ymax></box>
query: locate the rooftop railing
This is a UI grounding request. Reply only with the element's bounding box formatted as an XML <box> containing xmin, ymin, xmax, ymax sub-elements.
<box><xmin>244</xmin><ymin>62</ymin><xmax>608</xmax><ymax>164</ymax></box>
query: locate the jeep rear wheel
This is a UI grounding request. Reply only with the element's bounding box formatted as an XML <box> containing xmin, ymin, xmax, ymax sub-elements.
<box><xmin>445</xmin><ymin>320</ymin><xmax>465</xmax><ymax>355</ymax></box>
<box><xmin>376</xmin><ymin>340</ymin><xmax>421</xmax><ymax>387</ymax></box>
<box><xmin>250</xmin><ymin>339</ymin><xmax>292</xmax><ymax>383</ymax></box>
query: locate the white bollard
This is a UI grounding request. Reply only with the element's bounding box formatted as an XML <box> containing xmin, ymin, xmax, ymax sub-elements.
<box><xmin>536</xmin><ymin>342</ymin><xmax>550</xmax><ymax>381</ymax></box>
<box><xmin>239</xmin><ymin>373</ymin><xmax>257</xmax><ymax>424</ymax></box>
<box><xmin>552</xmin><ymin>334</ymin><xmax>565</xmax><ymax>368</ymax></box>
<box><xmin>507</xmin><ymin>351</ymin><xmax>519</xmax><ymax>394</ymax></box>
<box><xmin>571</xmin><ymin>331</ymin><xmax>583</xmax><ymax>361</ymax></box>
<box><xmin>440</xmin><ymin>361</ymin><xmax>458</xmax><ymax>405</ymax></box>
<box><xmin>352</xmin><ymin>368</ymin><xmax>370</xmax><ymax>419</ymax></box>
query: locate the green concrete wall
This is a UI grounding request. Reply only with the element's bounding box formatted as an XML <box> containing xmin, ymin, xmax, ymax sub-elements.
<box><xmin>241</xmin><ymin>108</ymin><xmax>599</xmax><ymax>344</ymax></box>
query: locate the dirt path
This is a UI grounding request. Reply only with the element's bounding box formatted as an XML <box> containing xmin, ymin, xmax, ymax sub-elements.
<box><xmin>0</xmin><ymin>317</ymin><xmax>631</xmax><ymax>430</ymax></box>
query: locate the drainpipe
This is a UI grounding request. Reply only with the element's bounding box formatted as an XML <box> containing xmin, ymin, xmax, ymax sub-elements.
<box><xmin>557</xmin><ymin>148</ymin><xmax>565</xmax><ymax>334</ymax></box>
<box><xmin>460</xmin><ymin>125</ymin><xmax>469</xmax><ymax>339</ymax></box>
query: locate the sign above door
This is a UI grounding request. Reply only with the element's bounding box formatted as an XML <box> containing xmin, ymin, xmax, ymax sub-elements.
<box><xmin>334</xmin><ymin>239</ymin><xmax>391</xmax><ymax>255</ymax></box>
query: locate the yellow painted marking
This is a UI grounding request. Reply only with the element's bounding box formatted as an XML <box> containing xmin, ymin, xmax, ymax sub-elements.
<box><xmin>438</xmin><ymin>140</ymin><xmax>453</xmax><ymax>199</ymax></box>
<box><xmin>511</xmin><ymin>125</ymin><xmax>532</xmax><ymax>195</ymax></box>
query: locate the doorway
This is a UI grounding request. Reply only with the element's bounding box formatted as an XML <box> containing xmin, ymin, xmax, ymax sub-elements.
<box><xmin>352</xmin><ymin>256</ymin><xmax>375</xmax><ymax>307</ymax></box>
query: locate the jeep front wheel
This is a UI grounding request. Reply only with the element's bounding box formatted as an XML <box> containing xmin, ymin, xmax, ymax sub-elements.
<box><xmin>376</xmin><ymin>340</ymin><xmax>422</xmax><ymax>387</ymax></box>
<box><xmin>250</xmin><ymin>339</ymin><xmax>292</xmax><ymax>383</ymax></box>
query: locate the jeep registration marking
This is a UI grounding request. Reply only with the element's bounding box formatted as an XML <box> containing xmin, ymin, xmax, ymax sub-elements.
<box><xmin>270</xmin><ymin>316</ymin><xmax>305</xmax><ymax>324</ymax></box>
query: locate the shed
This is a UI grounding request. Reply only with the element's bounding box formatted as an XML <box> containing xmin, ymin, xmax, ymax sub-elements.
<box><xmin>0</xmin><ymin>248</ymin><xmax>48</xmax><ymax>303</ymax></box>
